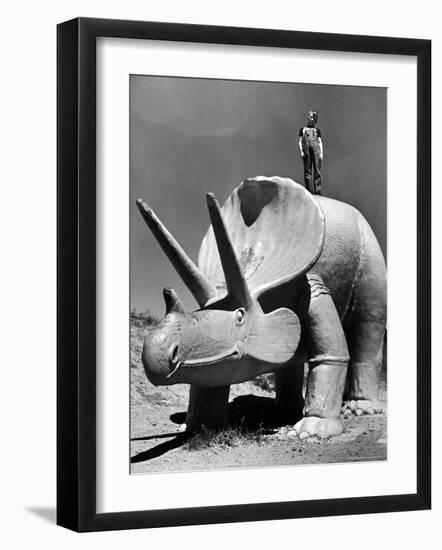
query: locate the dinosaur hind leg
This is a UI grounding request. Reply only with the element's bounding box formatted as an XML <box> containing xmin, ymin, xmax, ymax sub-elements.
<box><xmin>344</xmin><ymin>320</ymin><xmax>385</xmax><ymax>415</ymax></box>
<box><xmin>343</xmin><ymin>216</ymin><xmax>387</xmax><ymax>415</ymax></box>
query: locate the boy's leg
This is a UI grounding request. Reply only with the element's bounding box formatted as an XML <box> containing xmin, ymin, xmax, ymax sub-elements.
<box><xmin>313</xmin><ymin>150</ymin><xmax>322</xmax><ymax>195</ymax></box>
<box><xmin>303</xmin><ymin>150</ymin><xmax>313</xmax><ymax>192</ymax></box>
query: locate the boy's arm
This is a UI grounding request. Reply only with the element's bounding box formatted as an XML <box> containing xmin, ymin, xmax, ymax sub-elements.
<box><xmin>298</xmin><ymin>136</ymin><xmax>304</xmax><ymax>157</ymax></box>
<box><xmin>318</xmin><ymin>137</ymin><xmax>323</xmax><ymax>160</ymax></box>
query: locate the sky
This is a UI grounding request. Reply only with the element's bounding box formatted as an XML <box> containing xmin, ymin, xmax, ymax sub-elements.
<box><xmin>130</xmin><ymin>75</ymin><xmax>386</xmax><ymax>317</ymax></box>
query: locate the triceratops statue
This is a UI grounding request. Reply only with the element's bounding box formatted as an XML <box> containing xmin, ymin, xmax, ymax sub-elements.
<box><xmin>136</xmin><ymin>176</ymin><xmax>386</xmax><ymax>439</ymax></box>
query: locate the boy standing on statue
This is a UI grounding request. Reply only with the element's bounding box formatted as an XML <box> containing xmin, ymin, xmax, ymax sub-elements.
<box><xmin>299</xmin><ymin>110</ymin><xmax>323</xmax><ymax>195</ymax></box>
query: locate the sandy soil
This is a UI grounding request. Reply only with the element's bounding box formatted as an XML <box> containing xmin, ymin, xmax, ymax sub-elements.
<box><xmin>130</xmin><ymin>318</ymin><xmax>387</xmax><ymax>475</ymax></box>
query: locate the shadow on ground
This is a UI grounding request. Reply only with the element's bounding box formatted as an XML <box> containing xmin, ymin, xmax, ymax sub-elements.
<box><xmin>130</xmin><ymin>432</ymin><xmax>191</xmax><ymax>463</ymax></box>
<box><xmin>130</xmin><ymin>394</ymin><xmax>302</xmax><ymax>464</ymax></box>
<box><xmin>228</xmin><ymin>395</ymin><xmax>302</xmax><ymax>429</ymax></box>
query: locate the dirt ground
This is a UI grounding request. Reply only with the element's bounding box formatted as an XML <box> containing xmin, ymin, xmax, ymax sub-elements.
<box><xmin>130</xmin><ymin>317</ymin><xmax>387</xmax><ymax>474</ymax></box>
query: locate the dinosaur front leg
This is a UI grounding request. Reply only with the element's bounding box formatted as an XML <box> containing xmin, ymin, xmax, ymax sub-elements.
<box><xmin>185</xmin><ymin>385</ymin><xmax>230</xmax><ymax>432</ymax></box>
<box><xmin>274</xmin><ymin>360</ymin><xmax>305</xmax><ymax>423</ymax></box>
<box><xmin>294</xmin><ymin>275</ymin><xmax>349</xmax><ymax>439</ymax></box>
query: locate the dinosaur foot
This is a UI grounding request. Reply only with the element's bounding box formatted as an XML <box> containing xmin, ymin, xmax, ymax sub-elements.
<box><xmin>342</xmin><ymin>399</ymin><xmax>383</xmax><ymax>417</ymax></box>
<box><xmin>293</xmin><ymin>416</ymin><xmax>343</xmax><ymax>440</ymax></box>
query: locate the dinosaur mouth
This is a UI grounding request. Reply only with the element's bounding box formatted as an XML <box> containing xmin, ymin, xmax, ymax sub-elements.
<box><xmin>166</xmin><ymin>344</ymin><xmax>243</xmax><ymax>378</ymax></box>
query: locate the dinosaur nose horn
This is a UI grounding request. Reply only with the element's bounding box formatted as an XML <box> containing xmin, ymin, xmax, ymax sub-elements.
<box><xmin>163</xmin><ymin>287</ymin><xmax>186</xmax><ymax>315</ymax></box>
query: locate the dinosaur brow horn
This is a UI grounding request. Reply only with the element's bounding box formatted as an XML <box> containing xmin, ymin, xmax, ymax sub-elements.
<box><xmin>136</xmin><ymin>199</ymin><xmax>216</xmax><ymax>307</ymax></box>
<box><xmin>206</xmin><ymin>193</ymin><xmax>253</xmax><ymax>308</ymax></box>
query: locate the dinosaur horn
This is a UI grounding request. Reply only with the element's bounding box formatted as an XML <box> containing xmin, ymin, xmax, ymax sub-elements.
<box><xmin>206</xmin><ymin>193</ymin><xmax>253</xmax><ymax>308</ymax></box>
<box><xmin>136</xmin><ymin>199</ymin><xmax>216</xmax><ymax>307</ymax></box>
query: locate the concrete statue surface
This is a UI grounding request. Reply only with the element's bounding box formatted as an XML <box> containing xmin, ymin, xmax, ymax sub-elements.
<box><xmin>136</xmin><ymin>176</ymin><xmax>386</xmax><ymax>439</ymax></box>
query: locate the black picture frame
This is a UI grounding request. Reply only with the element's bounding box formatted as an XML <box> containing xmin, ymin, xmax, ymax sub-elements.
<box><xmin>57</xmin><ymin>17</ymin><xmax>431</xmax><ymax>532</ymax></box>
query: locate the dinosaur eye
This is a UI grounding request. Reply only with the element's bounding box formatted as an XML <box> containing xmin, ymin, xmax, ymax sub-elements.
<box><xmin>235</xmin><ymin>308</ymin><xmax>246</xmax><ymax>325</ymax></box>
<box><xmin>168</xmin><ymin>343</ymin><xmax>179</xmax><ymax>365</ymax></box>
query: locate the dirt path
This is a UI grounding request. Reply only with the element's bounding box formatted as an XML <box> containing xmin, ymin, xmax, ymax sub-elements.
<box><xmin>131</xmin><ymin>412</ymin><xmax>386</xmax><ymax>474</ymax></box>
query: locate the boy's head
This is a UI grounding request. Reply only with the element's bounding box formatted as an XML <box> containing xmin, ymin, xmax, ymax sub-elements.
<box><xmin>307</xmin><ymin>110</ymin><xmax>318</xmax><ymax>125</ymax></box>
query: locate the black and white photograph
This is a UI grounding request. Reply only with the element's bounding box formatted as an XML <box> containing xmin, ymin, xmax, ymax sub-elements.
<box><xmin>0</xmin><ymin>0</ymin><xmax>436</xmax><ymax>543</ymax></box>
<box><xmin>129</xmin><ymin>75</ymin><xmax>387</xmax><ymax>474</ymax></box>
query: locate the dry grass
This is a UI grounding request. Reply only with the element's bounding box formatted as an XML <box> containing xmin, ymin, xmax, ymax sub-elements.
<box><xmin>184</xmin><ymin>422</ymin><xmax>270</xmax><ymax>451</ymax></box>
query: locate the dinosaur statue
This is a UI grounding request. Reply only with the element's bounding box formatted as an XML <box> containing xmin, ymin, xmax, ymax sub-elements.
<box><xmin>136</xmin><ymin>176</ymin><xmax>386</xmax><ymax>439</ymax></box>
